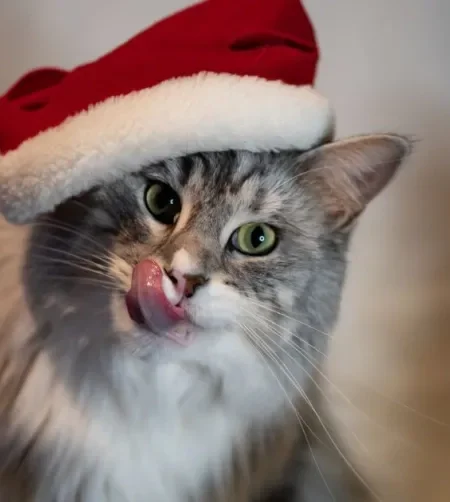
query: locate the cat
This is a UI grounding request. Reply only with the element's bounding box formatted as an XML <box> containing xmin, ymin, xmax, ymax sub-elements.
<box><xmin>0</xmin><ymin>133</ymin><xmax>410</xmax><ymax>502</ymax></box>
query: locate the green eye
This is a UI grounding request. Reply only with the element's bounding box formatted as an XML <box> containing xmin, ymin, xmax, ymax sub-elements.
<box><xmin>231</xmin><ymin>223</ymin><xmax>278</xmax><ymax>256</ymax></box>
<box><xmin>144</xmin><ymin>182</ymin><xmax>181</xmax><ymax>225</ymax></box>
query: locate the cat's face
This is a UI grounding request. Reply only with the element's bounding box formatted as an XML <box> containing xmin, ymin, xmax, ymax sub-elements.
<box><xmin>110</xmin><ymin>151</ymin><xmax>326</xmax><ymax>336</ymax></box>
<box><xmin>25</xmin><ymin>136</ymin><xmax>409</xmax><ymax>372</ymax></box>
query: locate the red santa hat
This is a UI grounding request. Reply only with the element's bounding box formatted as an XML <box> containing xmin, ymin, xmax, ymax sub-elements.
<box><xmin>0</xmin><ymin>0</ymin><xmax>334</xmax><ymax>224</ymax></box>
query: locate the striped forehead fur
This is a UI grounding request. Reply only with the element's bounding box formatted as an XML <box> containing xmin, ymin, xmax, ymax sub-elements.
<box><xmin>141</xmin><ymin>150</ymin><xmax>318</xmax><ymax>233</ymax></box>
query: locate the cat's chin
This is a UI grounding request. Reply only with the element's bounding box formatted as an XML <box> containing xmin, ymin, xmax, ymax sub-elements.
<box><xmin>131</xmin><ymin>319</ymin><xmax>197</xmax><ymax>347</ymax></box>
<box><xmin>156</xmin><ymin>322</ymin><xmax>196</xmax><ymax>346</ymax></box>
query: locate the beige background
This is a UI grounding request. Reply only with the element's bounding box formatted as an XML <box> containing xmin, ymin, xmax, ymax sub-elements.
<box><xmin>1</xmin><ymin>1</ymin><xmax>450</xmax><ymax>500</ymax></box>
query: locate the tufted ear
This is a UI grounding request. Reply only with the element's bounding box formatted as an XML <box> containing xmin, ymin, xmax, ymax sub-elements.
<box><xmin>299</xmin><ymin>133</ymin><xmax>412</xmax><ymax>229</ymax></box>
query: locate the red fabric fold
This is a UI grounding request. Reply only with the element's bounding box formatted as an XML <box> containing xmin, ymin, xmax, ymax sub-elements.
<box><xmin>0</xmin><ymin>0</ymin><xmax>319</xmax><ymax>153</ymax></box>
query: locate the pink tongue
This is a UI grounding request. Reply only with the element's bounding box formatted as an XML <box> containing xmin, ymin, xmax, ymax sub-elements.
<box><xmin>126</xmin><ymin>260</ymin><xmax>193</xmax><ymax>345</ymax></box>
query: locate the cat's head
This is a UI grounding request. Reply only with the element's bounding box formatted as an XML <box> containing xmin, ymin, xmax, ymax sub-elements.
<box><xmin>25</xmin><ymin>134</ymin><xmax>410</xmax><ymax>368</ymax></box>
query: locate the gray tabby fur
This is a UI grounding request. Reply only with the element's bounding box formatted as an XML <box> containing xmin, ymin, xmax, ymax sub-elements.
<box><xmin>0</xmin><ymin>135</ymin><xmax>410</xmax><ymax>502</ymax></box>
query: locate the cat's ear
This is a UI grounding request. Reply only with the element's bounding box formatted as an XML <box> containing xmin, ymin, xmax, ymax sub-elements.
<box><xmin>300</xmin><ymin>134</ymin><xmax>412</xmax><ymax>230</ymax></box>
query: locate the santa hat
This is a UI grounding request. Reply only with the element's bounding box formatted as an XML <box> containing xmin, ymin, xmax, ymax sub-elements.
<box><xmin>0</xmin><ymin>0</ymin><xmax>334</xmax><ymax>224</ymax></box>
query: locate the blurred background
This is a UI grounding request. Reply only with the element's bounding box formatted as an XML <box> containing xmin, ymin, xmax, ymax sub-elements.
<box><xmin>1</xmin><ymin>1</ymin><xmax>450</xmax><ymax>501</ymax></box>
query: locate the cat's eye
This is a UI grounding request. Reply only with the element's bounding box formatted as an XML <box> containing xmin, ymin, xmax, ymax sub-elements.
<box><xmin>144</xmin><ymin>181</ymin><xmax>181</xmax><ymax>225</ymax></box>
<box><xmin>230</xmin><ymin>223</ymin><xmax>277</xmax><ymax>256</ymax></box>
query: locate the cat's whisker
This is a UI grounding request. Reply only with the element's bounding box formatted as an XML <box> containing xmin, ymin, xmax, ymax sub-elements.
<box><xmin>240</xmin><ymin>323</ymin><xmax>312</xmax><ymax>429</ymax></box>
<box><xmin>240</xmin><ymin>320</ymin><xmax>362</xmax><ymax>495</ymax></box>
<box><xmin>249</xmin><ymin>309</ymin><xmax>328</xmax><ymax>361</ymax></box>
<box><xmin>28</xmin><ymin>254</ymin><xmax>119</xmax><ymax>283</ymax></box>
<box><xmin>247</xmin><ymin>311</ymin><xmax>353</xmax><ymax>408</ymax></box>
<box><xmin>241</xmin><ymin>323</ymin><xmax>329</xmax><ymax>450</ymax></box>
<box><xmin>241</xmin><ymin>324</ymin><xmax>337</xmax><ymax>502</ymax></box>
<box><xmin>241</xmin><ymin>311</ymin><xmax>340</xmax><ymax>427</ymax></box>
<box><xmin>250</xmin><ymin>308</ymin><xmax>450</xmax><ymax>428</ymax></box>
<box><xmin>244</xmin><ymin>315</ymin><xmax>346</xmax><ymax>420</ymax></box>
<box><xmin>244</xmin><ymin>327</ymin><xmax>324</xmax><ymax>438</ymax></box>
<box><xmin>248</xmin><ymin>312</ymin><xmax>402</xmax><ymax>437</ymax></box>
<box><xmin>254</xmin><ymin>312</ymin><xmax>450</xmax><ymax>429</ymax></box>
<box><xmin>33</xmin><ymin>219</ymin><xmax>123</xmax><ymax>262</ymax></box>
<box><xmin>39</xmin><ymin>274</ymin><xmax>119</xmax><ymax>288</ymax></box>
<box><xmin>250</xmin><ymin>317</ymin><xmax>425</xmax><ymax>457</ymax></box>
<box><xmin>253</xmin><ymin>328</ymin><xmax>412</xmax><ymax>482</ymax></box>
<box><xmin>249</xmin><ymin>326</ymin><xmax>380</xmax><ymax>502</ymax></box>
<box><xmin>31</xmin><ymin>234</ymin><xmax>116</xmax><ymax>269</ymax></box>
<box><xmin>242</xmin><ymin>295</ymin><xmax>332</xmax><ymax>339</ymax></box>
<box><xmin>249</xmin><ymin>321</ymin><xmax>373</xmax><ymax>456</ymax></box>
<box><xmin>255</xmin><ymin>329</ymin><xmax>430</xmax><ymax>487</ymax></box>
<box><xmin>32</xmin><ymin>274</ymin><xmax>121</xmax><ymax>291</ymax></box>
<box><xmin>31</xmin><ymin>244</ymin><xmax>112</xmax><ymax>272</ymax></box>
<box><xmin>241</xmin><ymin>324</ymin><xmax>336</xmax><ymax>502</ymax></box>
<box><xmin>361</xmin><ymin>385</ymin><xmax>450</xmax><ymax>428</ymax></box>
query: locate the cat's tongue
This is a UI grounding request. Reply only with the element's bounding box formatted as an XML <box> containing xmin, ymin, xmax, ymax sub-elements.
<box><xmin>126</xmin><ymin>260</ymin><xmax>193</xmax><ymax>345</ymax></box>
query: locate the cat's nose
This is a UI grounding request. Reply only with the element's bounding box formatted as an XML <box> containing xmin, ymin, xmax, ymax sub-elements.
<box><xmin>165</xmin><ymin>268</ymin><xmax>206</xmax><ymax>299</ymax></box>
<box><xmin>183</xmin><ymin>274</ymin><xmax>207</xmax><ymax>298</ymax></box>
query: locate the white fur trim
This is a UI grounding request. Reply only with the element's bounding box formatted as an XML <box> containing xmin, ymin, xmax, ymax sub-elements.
<box><xmin>0</xmin><ymin>72</ymin><xmax>334</xmax><ymax>224</ymax></box>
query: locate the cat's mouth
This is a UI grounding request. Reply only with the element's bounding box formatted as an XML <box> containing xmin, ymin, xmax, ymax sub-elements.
<box><xmin>125</xmin><ymin>259</ymin><xmax>194</xmax><ymax>346</ymax></box>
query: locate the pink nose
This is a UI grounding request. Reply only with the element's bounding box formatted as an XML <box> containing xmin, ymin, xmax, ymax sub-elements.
<box><xmin>165</xmin><ymin>269</ymin><xmax>206</xmax><ymax>298</ymax></box>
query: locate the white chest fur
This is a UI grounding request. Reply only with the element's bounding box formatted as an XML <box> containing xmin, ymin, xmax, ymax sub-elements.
<box><xmin>14</xmin><ymin>330</ymin><xmax>293</xmax><ymax>502</ymax></box>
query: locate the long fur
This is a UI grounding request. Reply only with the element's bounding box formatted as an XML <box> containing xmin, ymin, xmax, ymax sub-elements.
<box><xmin>0</xmin><ymin>138</ymin><xmax>409</xmax><ymax>501</ymax></box>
